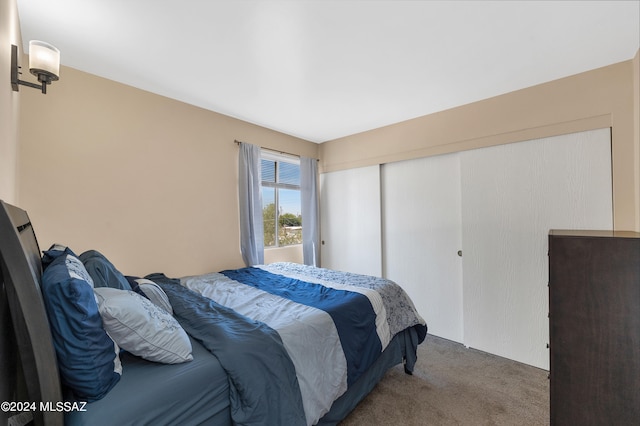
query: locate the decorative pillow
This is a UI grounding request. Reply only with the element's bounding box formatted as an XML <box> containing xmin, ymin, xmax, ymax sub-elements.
<box><xmin>79</xmin><ymin>250</ymin><xmax>132</xmax><ymax>291</ymax></box>
<box><xmin>135</xmin><ymin>278</ymin><xmax>173</xmax><ymax>314</ymax></box>
<box><xmin>40</xmin><ymin>245</ymin><xmax>122</xmax><ymax>402</ymax></box>
<box><xmin>42</xmin><ymin>244</ymin><xmax>94</xmax><ymax>287</ymax></box>
<box><xmin>93</xmin><ymin>287</ymin><xmax>193</xmax><ymax>364</ymax></box>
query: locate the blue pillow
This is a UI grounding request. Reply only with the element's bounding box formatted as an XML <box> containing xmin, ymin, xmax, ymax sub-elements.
<box><xmin>79</xmin><ymin>250</ymin><xmax>132</xmax><ymax>291</ymax></box>
<box><xmin>41</xmin><ymin>245</ymin><xmax>122</xmax><ymax>401</ymax></box>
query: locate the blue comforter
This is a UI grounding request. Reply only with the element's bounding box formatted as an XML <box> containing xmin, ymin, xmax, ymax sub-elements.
<box><xmin>150</xmin><ymin>263</ymin><xmax>427</xmax><ymax>426</ymax></box>
<box><xmin>220</xmin><ymin>267</ymin><xmax>382</xmax><ymax>386</ymax></box>
<box><xmin>149</xmin><ymin>274</ymin><xmax>307</xmax><ymax>426</ymax></box>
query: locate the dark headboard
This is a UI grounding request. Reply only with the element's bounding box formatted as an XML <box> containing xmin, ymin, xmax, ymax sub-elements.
<box><xmin>0</xmin><ymin>200</ymin><xmax>63</xmax><ymax>426</ymax></box>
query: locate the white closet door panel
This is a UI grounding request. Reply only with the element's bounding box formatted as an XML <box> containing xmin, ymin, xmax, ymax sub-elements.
<box><xmin>382</xmin><ymin>154</ymin><xmax>463</xmax><ymax>343</ymax></box>
<box><xmin>320</xmin><ymin>166</ymin><xmax>382</xmax><ymax>276</ymax></box>
<box><xmin>461</xmin><ymin>128</ymin><xmax>612</xmax><ymax>369</ymax></box>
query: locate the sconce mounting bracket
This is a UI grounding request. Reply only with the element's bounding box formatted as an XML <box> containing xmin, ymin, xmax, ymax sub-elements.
<box><xmin>11</xmin><ymin>44</ymin><xmax>51</xmax><ymax>94</ymax></box>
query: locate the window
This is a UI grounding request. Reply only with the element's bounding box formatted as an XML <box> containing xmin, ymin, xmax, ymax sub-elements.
<box><xmin>261</xmin><ymin>151</ymin><xmax>302</xmax><ymax>247</ymax></box>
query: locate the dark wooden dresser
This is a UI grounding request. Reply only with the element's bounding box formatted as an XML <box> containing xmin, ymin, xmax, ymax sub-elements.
<box><xmin>548</xmin><ymin>230</ymin><xmax>640</xmax><ymax>425</ymax></box>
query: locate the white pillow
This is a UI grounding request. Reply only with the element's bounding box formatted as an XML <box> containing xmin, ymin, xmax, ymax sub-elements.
<box><xmin>93</xmin><ymin>287</ymin><xmax>193</xmax><ymax>364</ymax></box>
<box><xmin>134</xmin><ymin>278</ymin><xmax>173</xmax><ymax>314</ymax></box>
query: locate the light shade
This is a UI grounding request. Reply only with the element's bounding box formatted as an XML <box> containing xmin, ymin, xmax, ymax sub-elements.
<box><xmin>28</xmin><ymin>40</ymin><xmax>60</xmax><ymax>83</ymax></box>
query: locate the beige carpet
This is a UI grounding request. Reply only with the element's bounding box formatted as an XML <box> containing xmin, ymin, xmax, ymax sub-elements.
<box><xmin>340</xmin><ymin>334</ymin><xmax>550</xmax><ymax>425</ymax></box>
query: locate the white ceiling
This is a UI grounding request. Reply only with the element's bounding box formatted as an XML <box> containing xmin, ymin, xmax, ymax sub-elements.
<box><xmin>16</xmin><ymin>1</ymin><xmax>640</xmax><ymax>143</ymax></box>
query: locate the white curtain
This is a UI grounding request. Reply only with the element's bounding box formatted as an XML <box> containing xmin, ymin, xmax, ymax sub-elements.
<box><xmin>238</xmin><ymin>142</ymin><xmax>264</xmax><ymax>266</ymax></box>
<box><xmin>301</xmin><ymin>156</ymin><xmax>320</xmax><ymax>266</ymax></box>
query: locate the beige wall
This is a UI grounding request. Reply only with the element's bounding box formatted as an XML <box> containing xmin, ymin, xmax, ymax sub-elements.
<box><xmin>18</xmin><ymin>66</ymin><xmax>317</xmax><ymax>277</ymax></box>
<box><xmin>16</xmin><ymin>46</ymin><xmax>640</xmax><ymax>278</ymax></box>
<box><xmin>320</xmin><ymin>53</ymin><xmax>640</xmax><ymax>232</ymax></box>
<box><xmin>0</xmin><ymin>0</ymin><xmax>22</xmax><ymax>203</ymax></box>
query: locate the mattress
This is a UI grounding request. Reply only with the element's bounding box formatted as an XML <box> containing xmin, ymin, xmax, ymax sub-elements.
<box><xmin>63</xmin><ymin>328</ymin><xmax>418</xmax><ymax>426</ymax></box>
<box><xmin>65</xmin><ymin>336</ymin><xmax>230</xmax><ymax>426</ymax></box>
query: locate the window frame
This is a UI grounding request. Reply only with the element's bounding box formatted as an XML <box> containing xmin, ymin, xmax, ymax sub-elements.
<box><xmin>261</xmin><ymin>150</ymin><xmax>302</xmax><ymax>248</ymax></box>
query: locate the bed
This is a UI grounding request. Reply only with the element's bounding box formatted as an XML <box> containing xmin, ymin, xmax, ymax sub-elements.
<box><xmin>0</xmin><ymin>200</ymin><xmax>427</xmax><ymax>426</ymax></box>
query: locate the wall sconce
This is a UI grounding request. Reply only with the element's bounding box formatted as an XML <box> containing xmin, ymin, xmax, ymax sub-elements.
<box><xmin>11</xmin><ymin>41</ymin><xmax>60</xmax><ymax>94</ymax></box>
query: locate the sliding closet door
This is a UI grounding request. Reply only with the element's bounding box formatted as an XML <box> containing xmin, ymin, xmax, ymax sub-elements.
<box><xmin>382</xmin><ymin>153</ymin><xmax>463</xmax><ymax>343</ymax></box>
<box><xmin>460</xmin><ymin>128</ymin><xmax>613</xmax><ymax>369</ymax></box>
<box><xmin>320</xmin><ymin>165</ymin><xmax>382</xmax><ymax>276</ymax></box>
